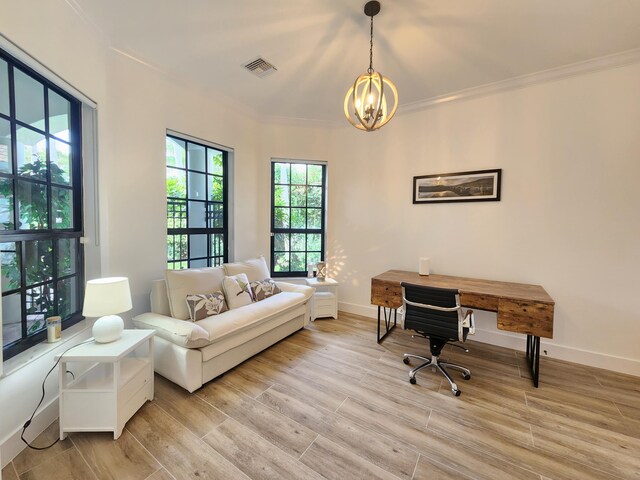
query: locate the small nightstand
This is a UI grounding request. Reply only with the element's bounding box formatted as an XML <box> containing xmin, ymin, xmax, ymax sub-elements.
<box><xmin>57</xmin><ymin>329</ymin><xmax>155</xmax><ymax>440</ymax></box>
<box><xmin>305</xmin><ymin>277</ymin><xmax>339</xmax><ymax>321</ymax></box>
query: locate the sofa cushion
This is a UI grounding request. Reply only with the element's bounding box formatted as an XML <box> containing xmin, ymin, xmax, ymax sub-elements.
<box><xmin>165</xmin><ymin>267</ymin><xmax>225</xmax><ymax>320</ymax></box>
<box><xmin>199</xmin><ymin>303</ymin><xmax>307</xmax><ymax>362</ymax></box>
<box><xmin>185</xmin><ymin>292</ymin><xmax>228</xmax><ymax>321</ymax></box>
<box><xmin>223</xmin><ymin>256</ymin><xmax>270</xmax><ymax>282</ymax></box>
<box><xmin>250</xmin><ymin>278</ymin><xmax>282</xmax><ymax>302</ymax></box>
<box><xmin>197</xmin><ymin>291</ymin><xmax>307</xmax><ymax>346</ymax></box>
<box><xmin>222</xmin><ymin>274</ymin><xmax>254</xmax><ymax>309</ymax></box>
<box><xmin>132</xmin><ymin>312</ymin><xmax>210</xmax><ymax>348</ymax></box>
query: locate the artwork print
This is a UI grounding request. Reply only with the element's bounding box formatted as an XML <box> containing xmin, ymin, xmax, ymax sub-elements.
<box><xmin>413</xmin><ymin>169</ymin><xmax>501</xmax><ymax>204</ymax></box>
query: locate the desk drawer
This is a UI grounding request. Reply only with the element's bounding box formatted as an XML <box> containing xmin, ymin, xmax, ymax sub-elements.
<box><xmin>460</xmin><ymin>292</ymin><xmax>498</xmax><ymax>311</ymax></box>
<box><xmin>371</xmin><ymin>280</ymin><xmax>402</xmax><ymax>309</ymax></box>
<box><xmin>498</xmin><ymin>299</ymin><xmax>554</xmax><ymax>339</ymax></box>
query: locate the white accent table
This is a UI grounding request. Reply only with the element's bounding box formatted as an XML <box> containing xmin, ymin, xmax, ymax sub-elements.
<box><xmin>305</xmin><ymin>277</ymin><xmax>339</xmax><ymax>321</ymax></box>
<box><xmin>57</xmin><ymin>329</ymin><xmax>155</xmax><ymax>440</ymax></box>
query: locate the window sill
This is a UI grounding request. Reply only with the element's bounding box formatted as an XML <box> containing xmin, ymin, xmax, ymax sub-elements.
<box><xmin>1</xmin><ymin>319</ymin><xmax>91</xmax><ymax>378</ymax></box>
<box><xmin>276</xmin><ymin>277</ymin><xmax>309</xmax><ymax>284</ymax></box>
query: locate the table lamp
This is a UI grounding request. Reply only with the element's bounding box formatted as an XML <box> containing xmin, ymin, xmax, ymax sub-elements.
<box><xmin>83</xmin><ymin>277</ymin><xmax>132</xmax><ymax>343</ymax></box>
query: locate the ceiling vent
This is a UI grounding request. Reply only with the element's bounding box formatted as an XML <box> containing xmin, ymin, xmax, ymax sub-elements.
<box><xmin>243</xmin><ymin>57</ymin><xmax>277</xmax><ymax>78</ymax></box>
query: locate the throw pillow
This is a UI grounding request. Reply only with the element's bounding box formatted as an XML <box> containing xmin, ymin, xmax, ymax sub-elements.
<box><xmin>222</xmin><ymin>273</ymin><xmax>255</xmax><ymax>309</ymax></box>
<box><xmin>223</xmin><ymin>256</ymin><xmax>270</xmax><ymax>282</ymax></box>
<box><xmin>250</xmin><ymin>278</ymin><xmax>282</xmax><ymax>302</ymax></box>
<box><xmin>185</xmin><ymin>291</ymin><xmax>229</xmax><ymax>322</ymax></box>
<box><xmin>165</xmin><ymin>266</ymin><xmax>225</xmax><ymax>320</ymax></box>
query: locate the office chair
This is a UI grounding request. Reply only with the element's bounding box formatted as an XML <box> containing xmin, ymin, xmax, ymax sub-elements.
<box><xmin>401</xmin><ymin>282</ymin><xmax>475</xmax><ymax>396</ymax></box>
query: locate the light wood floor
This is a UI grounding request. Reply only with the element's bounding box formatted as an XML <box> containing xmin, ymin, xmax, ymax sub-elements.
<box><xmin>4</xmin><ymin>312</ymin><xmax>640</xmax><ymax>480</ymax></box>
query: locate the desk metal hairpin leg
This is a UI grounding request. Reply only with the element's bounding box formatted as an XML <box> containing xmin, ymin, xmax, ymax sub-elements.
<box><xmin>377</xmin><ymin>306</ymin><xmax>397</xmax><ymax>343</ymax></box>
<box><xmin>526</xmin><ymin>335</ymin><xmax>541</xmax><ymax>388</ymax></box>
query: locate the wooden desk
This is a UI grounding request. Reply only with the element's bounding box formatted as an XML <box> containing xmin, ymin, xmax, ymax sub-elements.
<box><xmin>370</xmin><ymin>270</ymin><xmax>555</xmax><ymax>387</ymax></box>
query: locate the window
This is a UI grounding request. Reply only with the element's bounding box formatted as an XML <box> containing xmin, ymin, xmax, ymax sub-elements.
<box><xmin>0</xmin><ymin>48</ymin><xmax>84</xmax><ymax>360</ymax></box>
<box><xmin>166</xmin><ymin>134</ymin><xmax>228</xmax><ymax>269</ymax></box>
<box><xmin>271</xmin><ymin>160</ymin><xmax>326</xmax><ymax>277</ymax></box>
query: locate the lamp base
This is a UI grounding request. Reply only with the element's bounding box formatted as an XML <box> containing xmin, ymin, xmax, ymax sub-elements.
<box><xmin>92</xmin><ymin>315</ymin><xmax>124</xmax><ymax>343</ymax></box>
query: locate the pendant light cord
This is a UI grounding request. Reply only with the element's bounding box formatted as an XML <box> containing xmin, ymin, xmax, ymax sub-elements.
<box><xmin>368</xmin><ymin>15</ymin><xmax>375</xmax><ymax>74</ymax></box>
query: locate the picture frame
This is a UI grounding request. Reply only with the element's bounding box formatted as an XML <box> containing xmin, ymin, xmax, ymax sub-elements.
<box><xmin>413</xmin><ymin>169</ymin><xmax>502</xmax><ymax>204</ymax></box>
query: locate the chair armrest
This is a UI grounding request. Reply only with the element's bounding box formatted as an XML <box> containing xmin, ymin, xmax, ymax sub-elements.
<box><xmin>463</xmin><ymin>310</ymin><xmax>475</xmax><ymax>335</ymax></box>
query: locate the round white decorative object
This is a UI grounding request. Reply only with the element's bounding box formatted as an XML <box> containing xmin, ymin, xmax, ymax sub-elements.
<box><xmin>92</xmin><ymin>315</ymin><xmax>124</xmax><ymax>343</ymax></box>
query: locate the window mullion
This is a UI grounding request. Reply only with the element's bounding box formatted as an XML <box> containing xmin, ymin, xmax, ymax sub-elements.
<box><xmin>19</xmin><ymin>240</ymin><xmax>27</xmax><ymax>340</ymax></box>
<box><xmin>8</xmin><ymin>64</ymin><xmax>18</xmax><ymax>231</ymax></box>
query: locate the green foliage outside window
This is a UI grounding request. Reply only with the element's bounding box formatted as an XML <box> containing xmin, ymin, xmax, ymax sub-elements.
<box><xmin>0</xmin><ymin>159</ymin><xmax>74</xmax><ymax>335</ymax></box>
<box><xmin>272</xmin><ymin>162</ymin><xmax>325</xmax><ymax>275</ymax></box>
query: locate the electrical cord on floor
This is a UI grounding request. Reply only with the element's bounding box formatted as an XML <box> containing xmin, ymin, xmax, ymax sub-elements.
<box><xmin>21</xmin><ymin>338</ymin><xmax>95</xmax><ymax>450</ymax></box>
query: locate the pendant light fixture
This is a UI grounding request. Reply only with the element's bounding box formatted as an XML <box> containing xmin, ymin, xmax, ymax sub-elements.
<box><xmin>344</xmin><ymin>1</ymin><xmax>398</xmax><ymax>132</ymax></box>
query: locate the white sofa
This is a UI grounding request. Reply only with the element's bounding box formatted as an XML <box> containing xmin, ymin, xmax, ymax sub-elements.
<box><xmin>132</xmin><ymin>258</ymin><xmax>313</xmax><ymax>392</ymax></box>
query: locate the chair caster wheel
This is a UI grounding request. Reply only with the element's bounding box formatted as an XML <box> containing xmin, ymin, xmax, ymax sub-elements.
<box><xmin>463</xmin><ymin>373</ymin><xmax>471</xmax><ymax>380</ymax></box>
<box><xmin>453</xmin><ymin>389</ymin><xmax>461</xmax><ymax>397</ymax></box>
<box><xmin>403</xmin><ymin>357</ymin><xmax>410</xmax><ymax>365</ymax></box>
<box><xmin>409</xmin><ymin>377</ymin><xmax>416</xmax><ymax>384</ymax></box>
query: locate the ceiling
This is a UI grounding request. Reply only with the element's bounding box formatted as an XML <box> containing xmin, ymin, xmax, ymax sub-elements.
<box><xmin>70</xmin><ymin>0</ymin><xmax>640</xmax><ymax>123</ymax></box>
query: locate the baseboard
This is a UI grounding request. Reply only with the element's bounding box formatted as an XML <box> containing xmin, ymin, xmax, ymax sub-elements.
<box><xmin>337</xmin><ymin>301</ymin><xmax>640</xmax><ymax>377</ymax></box>
<box><xmin>337</xmin><ymin>301</ymin><xmax>380</xmax><ymax>320</ymax></box>
<box><xmin>0</xmin><ymin>397</ymin><xmax>58</xmax><ymax>469</ymax></box>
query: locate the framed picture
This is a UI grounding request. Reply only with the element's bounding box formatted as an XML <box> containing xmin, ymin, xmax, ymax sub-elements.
<box><xmin>413</xmin><ymin>169</ymin><xmax>502</xmax><ymax>204</ymax></box>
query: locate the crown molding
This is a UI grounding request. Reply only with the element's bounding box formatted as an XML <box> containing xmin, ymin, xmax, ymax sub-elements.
<box><xmin>62</xmin><ymin>0</ymin><xmax>110</xmax><ymax>45</ymax></box>
<box><xmin>261</xmin><ymin>48</ymin><xmax>640</xmax><ymax>128</ymax></box>
<box><xmin>108</xmin><ymin>47</ymin><xmax>261</xmax><ymax>123</ymax></box>
<box><xmin>400</xmin><ymin>48</ymin><xmax>640</xmax><ymax>114</ymax></box>
<box><xmin>263</xmin><ymin>115</ymin><xmax>343</xmax><ymax>129</ymax></box>
<box><xmin>0</xmin><ymin>33</ymin><xmax>98</xmax><ymax>107</ymax></box>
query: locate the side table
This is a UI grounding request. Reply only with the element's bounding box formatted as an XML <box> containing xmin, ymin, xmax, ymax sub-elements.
<box><xmin>57</xmin><ymin>329</ymin><xmax>155</xmax><ymax>440</ymax></box>
<box><xmin>305</xmin><ymin>277</ymin><xmax>339</xmax><ymax>321</ymax></box>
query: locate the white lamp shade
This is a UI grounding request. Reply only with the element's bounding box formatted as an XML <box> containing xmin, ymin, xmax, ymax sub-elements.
<box><xmin>83</xmin><ymin>277</ymin><xmax>133</xmax><ymax>317</ymax></box>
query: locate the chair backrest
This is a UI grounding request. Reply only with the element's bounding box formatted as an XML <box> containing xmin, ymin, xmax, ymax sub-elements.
<box><xmin>401</xmin><ymin>282</ymin><xmax>462</xmax><ymax>341</ymax></box>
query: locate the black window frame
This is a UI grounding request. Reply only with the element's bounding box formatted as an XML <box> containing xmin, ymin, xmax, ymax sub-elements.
<box><xmin>270</xmin><ymin>160</ymin><xmax>326</xmax><ymax>277</ymax></box>
<box><xmin>166</xmin><ymin>134</ymin><xmax>229</xmax><ymax>269</ymax></box>
<box><xmin>1</xmin><ymin>47</ymin><xmax>84</xmax><ymax>361</ymax></box>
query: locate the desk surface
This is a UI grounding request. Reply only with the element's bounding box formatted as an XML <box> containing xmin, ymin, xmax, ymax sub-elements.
<box><xmin>371</xmin><ymin>270</ymin><xmax>555</xmax><ymax>339</ymax></box>
<box><xmin>372</xmin><ymin>270</ymin><xmax>554</xmax><ymax>305</ymax></box>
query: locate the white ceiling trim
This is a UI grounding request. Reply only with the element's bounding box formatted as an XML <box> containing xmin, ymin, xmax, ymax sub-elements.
<box><xmin>401</xmin><ymin>47</ymin><xmax>640</xmax><ymax>114</ymax></box>
<box><xmin>262</xmin><ymin>47</ymin><xmax>640</xmax><ymax>128</ymax></box>
<box><xmin>261</xmin><ymin>115</ymin><xmax>344</xmax><ymax>129</ymax></box>
<box><xmin>62</xmin><ymin>0</ymin><xmax>109</xmax><ymax>44</ymax></box>
<box><xmin>108</xmin><ymin>47</ymin><xmax>260</xmax><ymax>124</ymax></box>
<box><xmin>0</xmin><ymin>32</ymin><xmax>98</xmax><ymax>108</ymax></box>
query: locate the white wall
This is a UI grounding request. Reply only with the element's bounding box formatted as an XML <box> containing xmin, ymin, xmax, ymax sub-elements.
<box><xmin>324</xmin><ymin>63</ymin><xmax>640</xmax><ymax>374</ymax></box>
<box><xmin>249</xmin><ymin>64</ymin><xmax>640</xmax><ymax>376</ymax></box>
<box><xmin>2</xmin><ymin>0</ymin><xmax>640</xmax><ymax>468</ymax></box>
<box><xmin>0</xmin><ymin>0</ymin><xmax>263</xmax><ymax>466</ymax></box>
<box><xmin>0</xmin><ymin>0</ymin><xmax>109</xmax><ymax>466</ymax></box>
<box><xmin>255</xmin><ymin>123</ymin><xmax>334</xmax><ymax>259</ymax></box>
<box><xmin>101</xmin><ymin>51</ymin><xmax>261</xmax><ymax>316</ymax></box>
